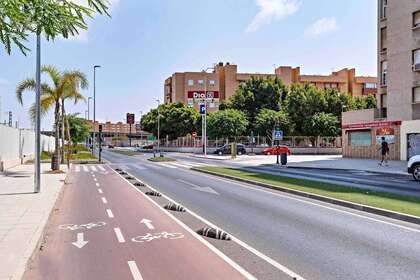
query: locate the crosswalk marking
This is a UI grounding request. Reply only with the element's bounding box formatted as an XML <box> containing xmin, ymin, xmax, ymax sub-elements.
<box><xmin>169</xmin><ymin>162</ymin><xmax>192</xmax><ymax>169</ymax></box>
<box><xmin>82</xmin><ymin>166</ymin><xmax>89</xmax><ymax>172</ymax></box>
<box><xmin>158</xmin><ymin>163</ymin><xmax>177</xmax><ymax>169</ymax></box>
<box><xmin>75</xmin><ymin>166</ymin><xmax>80</xmax><ymax>172</ymax></box>
<box><xmin>98</xmin><ymin>165</ymin><xmax>106</xmax><ymax>171</ymax></box>
<box><xmin>91</xmin><ymin>166</ymin><xmax>97</xmax><ymax>172</ymax></box>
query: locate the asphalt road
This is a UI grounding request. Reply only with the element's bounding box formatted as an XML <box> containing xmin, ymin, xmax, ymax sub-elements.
<box><xmin>102</xmin><ymin>150</ymin><xmax>420</xmax><ymax>280</ymax></box>
<box><xmin>24</xmin><ymin>164</ymin><xmax>248</xmax><ymax>280</ymax></box>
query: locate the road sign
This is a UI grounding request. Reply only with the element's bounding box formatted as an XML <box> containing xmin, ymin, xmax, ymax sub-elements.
<box><xmin>192</xmin><ymin>132</ymin><xmax>197</xmax><ymax>138</ymax></box>
<box><xmin>148</xmin><ymin>135</ymin><xmax>156</xmax><ymax>141</ymax></box>
<box><xmin>199</xmin><ymin>104</ymin><xmax>206</xmax><ymax>115</ymax></box>
<box><xmin>274</xmin><ymin>130</ymin><xmax>283</xmax><ymax>141</ymax></box>
<box><xmin>127</xmin><ymin>113</ymin><xmax>135</xmax><ymax>124</ymax></box>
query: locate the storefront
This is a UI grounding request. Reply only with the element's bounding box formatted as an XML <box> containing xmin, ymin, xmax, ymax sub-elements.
<box><xmin>342</xmin><ymin>121</ymin><xmax>402</xmax><ymax>160</ymax></box>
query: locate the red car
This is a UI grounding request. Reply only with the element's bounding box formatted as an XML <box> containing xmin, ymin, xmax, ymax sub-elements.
<box><xmin>262</xmin><ymin>146</ymin><xmax>291</xmax><ymax>156</ymax></box>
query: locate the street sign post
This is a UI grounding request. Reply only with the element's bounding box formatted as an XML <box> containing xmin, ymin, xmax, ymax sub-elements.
<box><xmin>273</xmin><ymin>130</ymin><xmax>283</xmax><ymax>141</ymax></box>
<box><xmin>98</xmin><ymin>125</ymin><xmax>103</xmax><ymax>163</ymax></box>
<box><xmin>199</xmin><ymin>104</ymin><xmax>206</xmax><ymax>115</ymax></box>
<box><xmin>127</xmin><ymin>113</ymin><xmax>135</xmax><ymax>147</ymax></box>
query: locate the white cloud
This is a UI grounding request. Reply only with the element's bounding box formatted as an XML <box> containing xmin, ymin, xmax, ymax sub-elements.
<box><xmin>247</xmin><ymin>0</ymin><xmax>301</xmax><ymax>32</ymax></box>
<box><xmin>304</xmin><ymin>17</ymin><xmax>339</xmax><ymax>39</ymax></box>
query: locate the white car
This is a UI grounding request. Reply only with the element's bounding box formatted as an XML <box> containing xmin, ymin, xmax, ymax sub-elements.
<box><xmin>408</xmin><ymin>155</ymin><xmax>420</xmax><ymax>181</ymax></box>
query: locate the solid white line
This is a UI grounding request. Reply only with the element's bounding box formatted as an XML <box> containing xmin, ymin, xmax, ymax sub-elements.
<box><xmin>176</xmin><ymin>179</ymin><xmax>203</xmax><ymax>189</ymax></box>
<box><xmin>159</xmin><ymin>163</ymin><xmax>177</xmax><ymax>169</ymax></box>
<box><xmin>91</xmin><ymin>166</ymin><xmax>97</xmax><ymax>172</ymax></box>
<box><xmin>96</xmin><ymin>183</ymin><xmax>100</xmax><ymax>187</ymax></box>
<box><xmin>112</xmin><ymin>169</ymin><xmax>258</xmax><ymax>280</ymax></box>
<box><xmin>75</xmin><ymin>166</ymin><xmax>80</xmax><ymax>172</ymax></box>
<box><xmin>127</xmin><ymin>261</ymin><xmax>144</xmax><ymax>280</ymax></box>
<box><xmin>83</xmin><ymin>166</ymin><xmax>89</xmax><ymax>172</ymax></box>
<box><xmin>106</xmin><ymin>209</ymin><xmax>114</xmax><ymax>218</ymax></box>
<box><xmin>98</xmin><ymin>189</ymin><xmax>103</xmax><ymax>194</ymax></box>
<box><xmin>101</xmin><ymin>197</ymin><xmax>108</xmax><ymax>204</ymax></box>
<box><xmin>114</xmin><ymin>227</ymin><xmax>125</xmax><ymax>243</ymax></box>
<box><xmin>190</xmin><ymin>169</ymin><xmax>420</xmax><ymax>234</ymax></box>
<box><xmin>98</xmin><ymin>165</ymin><xmax>106</xmax><ymax>171</ymax></box>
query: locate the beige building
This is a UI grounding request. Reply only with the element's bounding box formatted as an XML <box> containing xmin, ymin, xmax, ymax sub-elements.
<box><xmin>343</xmin><ymin>0</ymin><xmax>420</xmax><ymax>160</ymax></box>
<box><xmin>164</xmin><ymin>62</ymin><xmax>377</xmax><ymax>111</ymax></box>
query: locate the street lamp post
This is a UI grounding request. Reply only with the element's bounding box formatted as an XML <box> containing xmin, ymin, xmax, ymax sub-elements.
<box><xmin>34</xmin><ymin>33</ymin><xmax>41</xmax><ymax>193</ymax></box>
<box><xmin>156</xmin><ymin>100</ymin><xmax>160</xmax><ymax>156</ymax></box>
<box><xmin>93</xmin><ymin>65</ymin><xmax>101</xmax><ymax>155</ymax></box>
<box><xmin>139</xmin><ymin>110</ymin><xmax>143</xmax><ymax>146</ymax></box>
<box><xmin>202</xmin><ymin>66</ymin><xmax>215</xmax><ymax>157</ymax></box>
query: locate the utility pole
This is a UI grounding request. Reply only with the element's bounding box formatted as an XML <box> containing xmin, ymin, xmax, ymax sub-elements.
<box><xmin>34</xmin><ymin>33</ymin><xmax>41</xmax><ymax>193</ymax></box>
<box><xmin>93</xmin><ymin>66</ymin><xmax>101</xmax><ymax>155</ymax></box>
<box><xmin>202</xmin><ymin>66</ymin><xmax>215</xmax><ymax>157</ymax></box>
<box><xmin>156</xmin><ymin>99</ymin><xmax>160</xmax><ymax>156</ymax></box>
<box><xmin>139</xmin><ymin>110</ymin><xmax>143</xmax><ymax>146</ymax></box>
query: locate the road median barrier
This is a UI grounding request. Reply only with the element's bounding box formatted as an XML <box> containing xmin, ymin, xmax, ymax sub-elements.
<box><xmin>146</xmin><ymin>191</ymin><xmax>162</xmax><ymax>197</ymax></box>
<box><xmin>196</xmin><ymin>227</ymin><xmax>231</xmax><ymax>240</ymax></box>
<box><xmin>134</xmin><ymin>182</ymin><xmax>145</xmax><ymax>187</ymax></box>
<box><xmin>192</xmin><ymin>167</ymin><xmax>420</xmax><ymax>226</ymax></box>
<box><xmin>164</xmin><ymin>203</ymin><xmax>186</xmax><ymax>212</ymax></box>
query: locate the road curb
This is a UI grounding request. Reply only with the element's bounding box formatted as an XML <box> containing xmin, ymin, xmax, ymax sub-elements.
<box><xmin>285</xmin><ymin>165</ymin><xmax>408</xmax><ymax>176</ymax></box>
<box><xmin>191</xmin><ymin>168</ymin><xmax>420</xmax><ymax>226</ymax></box>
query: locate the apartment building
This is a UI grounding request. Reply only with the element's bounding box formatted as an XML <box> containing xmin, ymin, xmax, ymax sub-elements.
<box><xmin>342</xmin><ymin>0</ymin><xmax>420</xmax><ymax>160</ymax></box>
<box><xmin>164</xmin><ymin>62</ymin><xmax>376</xmax><ymax>111</ymax></box>
<box><xmin>88</xmin><ymin>121</ymin><xmax>141</xmax><ymax>135</ymax></box>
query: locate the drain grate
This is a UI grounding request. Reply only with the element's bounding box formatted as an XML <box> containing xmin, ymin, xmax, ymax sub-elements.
<box><xmin>196</xmin><ymin>227</ymin><xmax>231</xmax><ymax>240</ymax></box>
<box><xmin>164</xmin><ymin>203</ymin><xmax>186</xmax><ymax>212</ymax></box>
<box><xmin>145</xmin><ymin>191</ymin><xmax>162</xmax><ymax>197</ymax></box>
<box><xmin>134</xmin><ymin>182</ymin><xmax>145</xmax><ymax>187</ymax></box>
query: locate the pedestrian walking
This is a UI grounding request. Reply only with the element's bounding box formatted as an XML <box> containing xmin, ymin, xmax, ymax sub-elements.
<box><xmin>378</xmin><ymin>137</ymin><xmax>389</xmax><ymax>166</ymax></box>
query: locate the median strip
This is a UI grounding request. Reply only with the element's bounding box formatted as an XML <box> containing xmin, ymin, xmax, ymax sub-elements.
<box><xmin>193</xmin><ymin>167</ymin><xmax>420</xmax><ymax>224</ymax></box>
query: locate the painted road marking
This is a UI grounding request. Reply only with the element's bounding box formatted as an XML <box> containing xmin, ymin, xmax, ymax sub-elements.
<box><xmin>169</xmin><ymin>162</ymin><xmax>192</xmax><ymax>169</ymax></box>
<box><xmin>96</xmin><ymin>183</ymin><xmax>100</xmax><ymax>187</ymax></box>
<box><xmin>83</xmin><ymin>166</ymin><xmax>89</xmax><ymax>172</ymax></box>
<box><xmin>159</xmin><ymin>163</ymin><xmax>177</xmax><ymax>169</ymax></box>
<box><xmin>112</xmin><ymin>169</ymin><xmax>257</xmax><ymax>280</ymax></box>
<box><xmin>190</xmin><ymin>169</ymin><xmax>420</xmax><ymax>234</ymax></box>
<box><xmin>72</xmin><ymin>233</ymin><xmax>89</xmax><ymax>249</ymax></box>
<box><xmin>146</xmin><ymin>164</ymin><xmax>162</xmax><ymax>170</ymax></box>
<box><xmin>92</xmin><ymin>174</ymin><xmax>96</xmax><ymax>177</ymax></box>
<box><xmin>176</xmin><ymin>179</ymin><xmax>219</xmax><ymax>195</ymax></box>
<box><xmin>134</xmin><ymin>164</ymin><xmax>147</xmax><ymax>170</ymax></box>
<box><xmin>106</xmin><ymin>209</ymin><xmax>114</xmax><ymax>218</ymax></box>
<box><xmin>101</xmin><ymin>197</ymin><xmax>108</xmax><ymax>204</ymax></box>
<box><xmin>91</xmin><ymin>166</ymin><xmax>97</xmax><ymax>172</ymax></box>
<box><xmin>94</xmin><ymin>178</ymin><xmax>97</xmax><ymax>182</ymax></box>
<box><xmin>98</xmin><ymin>165</ymin><xmax>106</xmax><ymax>171</ymax></box>
<box><xmin>114</xmin><ymin>227</ymin><xmax>126</xmax><ymax>243</ymax></box>
<box><xmin>98</xmin><ymin>189</ymin><xmax>103</xmax><ymax>194</ymax></box>
<box><xmin>75</xmin><ymin>166</ymin><xmax>80</xmax><ymax>172</ymax></box>
<box><xmin>132</xmin><ymin>232</ymin><xmax>184</xmax><ymax>243</ymax></box>
<box><xmin>59</xmin><ymin>222</ymin><xmax>106</xmax><ymax>231</ymax></box>
<box><xmin>140</xmin><ymin>218</ymin><xmax>154</xmax><ymax>230</ymax></box>
<box><xmin>127</xmin><ymin>261</ymin><xmax>144</xmax><ymax>280</ymax></box>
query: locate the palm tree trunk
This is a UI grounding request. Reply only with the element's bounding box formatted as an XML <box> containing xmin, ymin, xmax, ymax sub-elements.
<box><xmin>61</xmin><ymin>99</ymin><xmax>65</xmax><ymax>164</ymax></box>
<box><xmin>52</xmin><ymin>101</ymin><xmax>61</xmax><ymax>171</ymax></box>
<box><xmin>65</xmin><ymin>114</ymin><xmax>72</xmax><ymax>168</ymax></box>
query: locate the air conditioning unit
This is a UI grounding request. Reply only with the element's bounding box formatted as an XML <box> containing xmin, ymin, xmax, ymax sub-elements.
<box><xmin>414</xmin><ymin>63</ymin><xmax>420</xmax><ymax>72</ymax></box>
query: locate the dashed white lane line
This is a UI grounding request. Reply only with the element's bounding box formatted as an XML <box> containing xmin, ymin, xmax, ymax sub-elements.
<box><xmin>98</xmin><ymin>189</ymin><xmax>103</xmax><ymax>194</ymax></box>
<box><xmin>159</xmin><ymin>163</ymin><xmax>177</xmax><ymax>169</ymax></box>
<box><xmin>106</xmin><ymin>209</ymin><xmax>114</xmax><ymax>218</ymax></box>
<box><xmin>83</xmin><ymin>166</ymin><xmax>89</xmax><ymax>172</ymax></box>
<box><xmin>114</xmin><ymin>227</ymin><xmax>126</xmax><ymax>243</ymax></box>
<box><xmin>127</xmin><ymin>261</ymin><xmax>144</xmax><ymax>280</ymax></box>
<box><xmin>98</xmin><ymin>165</ymin><xmax>106</xmax><ymax>171</ymax></box>
<box><xmin>94</xmin><ymin>178</ymin><xmax>97</xmax><ymax>182</ymax></box>
<box><xmin>96</xmin><ymin>183</ymin><xmax>100</xmax><ymax>187</ymax></box>
<box><xmin>91</xmin><ymin>166</ymin><xmax>98</xmax><ymax>172</ymax></box>
<box><xmin>101</xmin><ymin>197</ymin><xmax>108</xmax><ymax>204</ymax></box>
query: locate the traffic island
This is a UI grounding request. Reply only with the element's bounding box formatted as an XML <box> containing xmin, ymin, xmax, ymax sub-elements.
<box><xmin>147</xmin><ymin>156</ymin><xmax>176</xmax><ymax>162</ymax></box>
<box><xmin>193</xmin><ymin>167</ymin><xmax>420</xmax><ymax>224</ymax></box>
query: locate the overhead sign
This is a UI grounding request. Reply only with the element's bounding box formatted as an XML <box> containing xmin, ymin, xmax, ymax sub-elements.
<box><xmin>375</xmin><ymin>127</ymin><xmax>395</xmax><ymax>144</ymax></box>
<box><xmin>273</xmin><ymin>130</ymin><xmax>283</xmax><ymax>141</ymax></box>
<box><xmin>148</xmin><ymin>135</ymin><xmax>156</xmax><ymax>141</ymax></box>
<box><xmin>126</xmin><ymin>113</ymin><xmax>135</xmax><ymax>125</ymax></box>
<box><xmin>342</xmin><ymin>120</ymin><xmax>401</xmax><ymax>130</ymax></box>
<box><xmin>187</xmin><ymin>91</ymin><xmax>220</xmax><ymax>100</ymax></box>
<box><xmin>200</xmin><ymin>104</ymin><xmax>206</xmax><ymax>115</ymax></box>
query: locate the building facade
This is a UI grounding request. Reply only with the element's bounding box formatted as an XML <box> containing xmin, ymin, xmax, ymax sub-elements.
<box><xmin>164</xmin><ymin>62</ymin><xmax>377</xmax><ymax>111</ymax></box>
<box><xmin>343</xmin><ymin>0</ymin><xmax>420</xmax><ymax>161</ymax></box>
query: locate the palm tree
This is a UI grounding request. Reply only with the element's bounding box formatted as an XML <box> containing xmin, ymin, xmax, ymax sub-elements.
<box><xmin>16</xmin><ymin>65</ymin><xmax>88</xmax><ymax>170</ymax></box>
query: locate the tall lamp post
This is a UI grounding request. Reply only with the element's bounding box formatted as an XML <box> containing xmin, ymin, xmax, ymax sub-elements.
<box><xmin>202</xmin><ymin>66</ymin><xmax>215</xmax><ymax>157</ymax></box>
<box><xmin>34</xmin><ymin>33</ymin><xmax>41</xmax><ymax>193</ymax></box>
<box><xmin>156</xmin><ymin>100</ymin><xmax>160</xmax><ymax>155</ymax></box>
<box><xmin>92</xmin><ymin>65</ymin><xmax>101</xmax><ymax>155</ymax></box>
<box><xmin>139</xmin><ymin>110</ymin><xmax>143</xmax><ymax>146</ymax></box>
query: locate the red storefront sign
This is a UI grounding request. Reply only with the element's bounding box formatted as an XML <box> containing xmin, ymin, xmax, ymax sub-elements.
<box><xmin>342</xmin><ymin>120</ymin><xmax>401</xmax><ymax>130</ymax></box>
<box><xmin>187</xmin><ymin>91</ymin><xmax>220</xmax><ymax>100</ymax></box>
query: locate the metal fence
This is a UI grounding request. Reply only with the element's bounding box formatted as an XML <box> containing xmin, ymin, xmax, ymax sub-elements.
<box><xmin>162</xmin><ymin>135</ymin><xmax>342</xmax><ymax>149</ymax></box>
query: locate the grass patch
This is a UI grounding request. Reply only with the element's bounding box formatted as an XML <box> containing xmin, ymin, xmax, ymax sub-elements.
<box><xmin>71</xmin><ymin>152</ymin><xmax>96</xmax><ymax>160</ymax></box>
<box><xmin>198</xmin><ymin>167</ymin><xmax>420</xmax><ymax>218</ymax></box>
<box><xmin>148</xmin><ymin>156</ymin><xmax>176</xmax><ymax>162</ymax></box>
<box><xmin>110</xmin><ymin>150</ymin><xmax>141</xmax><ymax>156</ymax></box>
<box><xmin>41</xmin><ymin>151</ymin><xmax>52</xmax><ymax>160</ymax></box>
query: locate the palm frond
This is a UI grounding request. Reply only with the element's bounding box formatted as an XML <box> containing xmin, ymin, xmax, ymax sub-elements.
<box><xmin>28</xmin><ymin>95</ymin><xmax>57</xmax><ymax>123</ymax></box>
<box><xmin>41</xmin><ymin>65</ymin><xmax>62</xmax><ymax>89</ymax></box>
<box><xmin>16</xmin><ymin>79</ymin><xmax>54</xmax><ymax>105</ymax></box>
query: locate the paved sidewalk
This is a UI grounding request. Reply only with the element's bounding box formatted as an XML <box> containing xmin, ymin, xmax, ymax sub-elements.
<box><xmin>0</xmin><ymin>164</ymin><xmax>67</xmax><ymax>280</ymax></box>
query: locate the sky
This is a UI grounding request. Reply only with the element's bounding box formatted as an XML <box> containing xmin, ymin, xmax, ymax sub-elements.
<box><xmin>0</xmin><ymin>0</ymin><xmax>378</xmax><ymax>130</ymax></box>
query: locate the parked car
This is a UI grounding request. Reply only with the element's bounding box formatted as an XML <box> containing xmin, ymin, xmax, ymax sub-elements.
<box><xmin>108</xmin><ymin>144</ymin><xmax>115</xmax><ymax>149</ymax></box>
<box><xmin>142</xmin><ymin>144</ymin><xmax>154</xmax><ymax>150</ymax></box>
<box><xmin>408</xmin><ymin>155</ymin><xmax>420</xmax><ymax>181</ymax></box>
<box><xmin>262</xmin><ymin>146</ymin><xmax>291</xmax><ymax>156</ymax></box>
<box><xmin>214</xmin><ymin>144</ymin><xmax>246</xmax><ymax>156</ymax></box>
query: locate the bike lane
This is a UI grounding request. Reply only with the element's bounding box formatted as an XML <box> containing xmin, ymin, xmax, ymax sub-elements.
<box><xmin>24</xmin><ymin>165</ymin><xmax>249</xmax><ymax>280</ymax></box>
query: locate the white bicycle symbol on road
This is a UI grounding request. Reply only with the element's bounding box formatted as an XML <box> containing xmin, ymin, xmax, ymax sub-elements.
<box><xmin>131</xmin><ymin>232</ymin><xmax>184</xmax><ymax>243</ymax></box>
<box><xmin>59</xmin><ymin>222</ymin><xmax>106</xmax><ymax>231</ymax></box>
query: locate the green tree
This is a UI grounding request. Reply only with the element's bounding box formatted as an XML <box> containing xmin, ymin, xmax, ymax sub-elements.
<box><xmin>365</xmin><ymin>94</ymin><xmax>377</xmax><ymax>109</ymax></box>
<box><xmin>254</xmin><ymin>109</ymin><xmax>292</xmax><ymax>138</ymax></box>
<box><xmin>0</xmin><ymin>0</ymin><xmax>109</xmax><ymax>54</ymax></box>
<box><xmin>67</xmin><ymin>114</ymin><xmax>90</xmax><ymax>144</ymax></box>
<box><xmin>303</xmin><ymin>112</ymin><xmax>341</xmax><ymax>137</ymax></box>
<box><xmin>16</xmin><ymin>66</ymin><xmax>88</xmax><ymax>170</ymax></box>
<box><xmin>141</xmin><ymin>103</ymin><xmax>200</xmax><ymax>140</ymax></box>
<box><xmin>207</xmin><ymin>109</ymin><xmax>248</xmax><ymax>139</ymax></box>
<box><xmin>228</xmin><ymin>76</ymin><xmax>287</xmax><ymax>125</ymax></box>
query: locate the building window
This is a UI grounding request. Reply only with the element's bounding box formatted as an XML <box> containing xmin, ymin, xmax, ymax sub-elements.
<box><xmin>209</xmin><ymin>80</ymin><xmax>216</xmax><ymax>86</ymax></box>
<box><xmin>413</xmin><ymin>49</ymin><xmax>420</xmax><ymax>71</ymax></box>
<box><xmin>198</xmin><ymin>79</ymin><xmax>204</xmax><ymax>86</ymax></box>
<box><xmin>324</xmin><ymin>83</ymin><xmax>331</xmax><ymax>89</ymax></box>
<box><xmin>381</xmin><ymin>27</ymin><xmax>387</xmax><ymax>51</ymax></box>
<box><xmin>414</xmin><ymin>11</ymin><xmax>420</xmax><ymax>28</ymax></box>
<box><xmin>381</xmin><ymin>94</ymin><xmax>387</xmax><ymax>108</ymax></box>
<box><xmin>381</xmin><ymin>0</ymin><xmax>387</xmax><ymax>19</ymax></box>
<box><xmin>331</xmin><ymin>83</ymin><xmax>338</xmax><ymax>89</ymax></box>
<box><xmin>381</xmin><ymin>61</ymin><xmax>388</xmax><ymax>85</ymax></box>
<box><xmin>364</xmin><ymin>83</ymin><xmax>377</xmax><ymax>89</ymax></box>
<box><xmin>413</xmin><ymin>87</ymin><xmax>420</xmax><ymax>103</ymax></box>
<box><xmin>349</xmin><ymin>131</ymin><xmax>372</xmax><ymax>147</ymax></box>
<box><xmin>188</xmin><ymin>80</ymin><xmax>194</xmax><ymax>86</ymax></box>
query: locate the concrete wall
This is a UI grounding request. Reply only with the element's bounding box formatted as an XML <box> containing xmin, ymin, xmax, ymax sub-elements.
<box><xmin>401</xmin><ymin>120</ymin><xmax>420</xmax><ymax>160</ymax></box>
<box><xmin>0</xmin><ymin>124</ymin><xmax>55</xmax><ymax>171</ymax></box>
